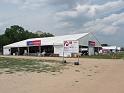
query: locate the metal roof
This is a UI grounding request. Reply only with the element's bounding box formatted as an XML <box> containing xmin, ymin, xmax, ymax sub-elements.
<box><xmin>4</xmin><ymin>33</ymin><xmax>89</xmax><ymax>48</ymax></box>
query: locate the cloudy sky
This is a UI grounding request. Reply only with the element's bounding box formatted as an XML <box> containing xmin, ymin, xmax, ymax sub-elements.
<box><xmin>0</xmin><ymin>0</ymin><xmax>124</xmax><ymax>46</ymax></box>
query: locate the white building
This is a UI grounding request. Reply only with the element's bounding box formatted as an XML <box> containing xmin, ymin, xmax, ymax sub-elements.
<box><xmin>3</xmin><ymin>33</ymin><xmax>101</xmax><ymax>57</ymax></box>
<box><xmin>102</xmin><ymin>46</ymin><xmax>121</xmax><ymax>53</ymax></box>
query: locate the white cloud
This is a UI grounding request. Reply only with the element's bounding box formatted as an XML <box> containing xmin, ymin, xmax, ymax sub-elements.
<box><xmin>0</xmin><ymin>0</ymin><xmax>47</xmax><ymax>10</ymax></box>
<box><xmin>55</xmin><ymin>22</ymin><xmax>73</xmax><ymax>29</ymax></box>
<box><xmin>55</xmin><ymin>0</ymin><xmax>124</xmax><ymax>36</ymax></box>
<box><xmin>1</xmin><ymin>0</ymin><xmax>25</xmax><ymax>4</ymax></box>
<box><xmin>102</xmin><ymin>26</ymin><xmax>119</xmax><ymax>35</ymax></box>
<box><xmin>0</xmin><ymin>0</ymin><xmax>124</xmax><ymax>46</ymax></box>
<box><xmin>86</xmin><ymin>0</ymin><xmax>124</xmax><ymax>16</ymax></box>
<box><xmin>82</xmin><ymin>13</ymin><xmax>124</xmax><ymax>35</ymax></box>
<box><xmin>0</xmin><ymin>22</ymin><xmax>3</xmax><ymax>27</ymax></box>
<box><xmin>75</xmin><ymin>4</ymin><xmax>97</xmax><ymax>16</ymax></box>
<box><xmin>56</xmin><ymin>11</ymin><xmax>78</xmax><ymax>18</ymax></box>
<box><xmin>57</xmin><ymin>0</ymin><xmax>124</xmax><ymax>17</ymax></box>
<box><xmin>19</xmin><ymin>0</ymin><xmax>47</xmax><ymax>10</ymax></box>
<box><xmin>112</xmin><ymin>18</ymin><xmax>124</xmax><ymax>26</ymax></box>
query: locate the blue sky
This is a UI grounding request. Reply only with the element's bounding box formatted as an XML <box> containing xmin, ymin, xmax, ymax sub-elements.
<box><xmin>0</xmin><ymin>0</ymin><xmax>124</xmax><ymax>46</ymax></box>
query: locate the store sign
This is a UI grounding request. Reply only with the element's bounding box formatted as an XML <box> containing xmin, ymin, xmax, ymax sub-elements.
<box><xmin>27</xmin><ymin>40</ymin><xmax>41</xmax><ymax>46</ymax></box>
<box><xmin>88</xmin><ymin>41</ymin><xmax>95</xmax><ymax>47</ymax></box>
<box><xmin>64</xmin><ymin>40</ymin><xmax>79</xmax><ymax>53</ymax></box>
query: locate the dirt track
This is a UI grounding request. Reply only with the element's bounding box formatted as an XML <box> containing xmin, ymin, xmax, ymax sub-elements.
<box><xmin>0</xmin><ymin>56</ymin><xmax>124</xmax><ymax>93</ymax></box>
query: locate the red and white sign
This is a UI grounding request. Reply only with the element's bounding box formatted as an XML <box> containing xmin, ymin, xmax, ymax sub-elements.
<box><xmin>64</xmin><ymin>40</ymin><xmax>79</xmax><ymax>53</ymax></box>
<box><xmin>27</xmin><ymin>40</ymin><xmax>41</xmax><ymax>46</ymax></box>
<box><xmin>88</xmin><ymin>41</ymin><xmax>95</xmax><ymax>47</ymax></box>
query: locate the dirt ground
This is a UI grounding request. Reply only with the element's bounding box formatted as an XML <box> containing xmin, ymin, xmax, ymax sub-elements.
<box><xmin>0</xmin><ymin>56</ymin><xmax>124</xmax><ymax>93</ymax></box>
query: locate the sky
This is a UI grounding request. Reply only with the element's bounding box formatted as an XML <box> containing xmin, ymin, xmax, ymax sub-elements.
<box><xmin>0</xmin><ymin>0</ymin><xmax>124</xmax><ymax>46</ymax></box>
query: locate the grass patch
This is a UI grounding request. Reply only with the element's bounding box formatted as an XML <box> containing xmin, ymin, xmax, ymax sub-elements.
<box><xmin>0</xmin><ymin>57</ymin><xmax>65</xmax><ymax>74</ymax></box>
<box><xmin>81</xmin><ymin>52</ymin><xmax>124</xmax><ymax>59</ymax></box>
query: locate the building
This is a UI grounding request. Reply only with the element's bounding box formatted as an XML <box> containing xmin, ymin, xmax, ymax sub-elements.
<box><xmin>3</xmin><ymin>33</ymin><xmax>101</xmax><ymax>57</ymax></box>
<box><xmin>102</xmin><ymin>46</ymin><xmax>121</xmax><ymax>53</ymax></box>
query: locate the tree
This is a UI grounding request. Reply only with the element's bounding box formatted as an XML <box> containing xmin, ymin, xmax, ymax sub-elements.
<box><xmin>4</xmin><ymin>25</ymin><xmax>39</xmax><ymax>44</ymax></box>
<box><xmin>35</xmin><ymin>31</ymin><xmax>54</xmax><ymax>37</ymax></box>
<box><xmin>101</xmin><ymin>44</ymin><xmax>108</xmax><ymax>46</ymax></box>
<box><xmin>0</xmin><ymin>25</ymin><xmax>54</xmax><ymax>53</ymax></box>
<box><xmin>39</xmin><ymin>32</ymin><xmax>54</xmax><ymax>37</ymax></box>
<box><xmin>0</xmin><ymin>35</ymin><xmax>10</xmax><ymax>53</ymax></box>
<box><xmin>121</xmin><ymin>47</ymin><xmax>124</xmax><ymax>51</ymax></box>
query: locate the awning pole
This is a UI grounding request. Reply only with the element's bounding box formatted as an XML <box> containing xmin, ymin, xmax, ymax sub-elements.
<box><xmin>28</xmin><ymin>46</ymin><xmax>29</xmax><ymax>56</ymax></box>
<box><xmin>9</xmin><ymin>48</ymin><xmax>11</xmax><ymax>55</ymax></box>
<box><xmin>63</xmin><ymin>50</ymin><xmax>64</xmax><ymax>62</ymax></box>
<box><xmin>18</xmin><ymin>47</ymin><xmax>20</xmax><ymax>56</ymax></box>
<box><xmin>39</xmin><ymin>46</ymin><xmax>41</xmax><ymax>56</ymax></box>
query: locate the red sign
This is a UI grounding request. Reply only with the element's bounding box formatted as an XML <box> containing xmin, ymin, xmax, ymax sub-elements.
<box><xmin>89</xmin><ymin>41</ymin><xmax>95</xmax><ymax>47</ymax></box>
<box><xmin>64</xmin><ymin>41</ymin><xmax>72</xmax><ymax>47</ymax></box>
<box><xmin>27</xmin><ymin>40</ymin><xmax>41</xmax><ymax>46</ymax></box>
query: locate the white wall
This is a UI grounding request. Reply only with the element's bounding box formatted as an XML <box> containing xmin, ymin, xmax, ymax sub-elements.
<box><xmin>54</xmin><ymin>45</ymin><xmax>71</xmax><ymax>57</ymax></box>
<box><xmin>3</xmin><ymin>48</ymin><xmax>10</xmax><ymax>55</ymax></box>
<box><xmin>78</xmin><ymin>33</ymin><xmax>101</xmax><ymax>47</ymax></box>
<box><xmin>54</xmin><ymin>45</ymin><xmax>63</xmax><ymax>56</ymax></box>
<box><xmin>88</xmin><ymin>47</ymin><xmax>95</xmax><ymax>56</ymax></box>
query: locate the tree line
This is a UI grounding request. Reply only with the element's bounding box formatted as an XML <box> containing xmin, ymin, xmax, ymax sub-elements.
<box><xmin>0</xmin><ymin>25</ymin><xmax>54</xmax><ymax>53</ymax></box>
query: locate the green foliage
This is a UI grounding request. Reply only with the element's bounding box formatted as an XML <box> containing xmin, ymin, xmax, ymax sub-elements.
<box><xmin>4</xmin><ymin>25</ymin><xmax>39</xmax><ymax>44</ymax></box>
<box><xmin>0</xmin><ymin>25</ymin><xmax>54</xmax><ymax>53</ymax></box>
<box><xmin>40</xmin><ymin>32</ymin><xmax>54</xmax><ymax>37</ymax></box>
<box><xmin>0</xmin><ymin>35</ymin><xmax>10</xmax><ymax>52</ymax></box>
<box><xmin>81</xmin><ymin>52</ymin><xmax>124</xmax><ymax>59</ymax></box>
<box><xmin>0</xmin><ymin>57</ymin><xmax>63</xmax><ymax>74</ymax></box>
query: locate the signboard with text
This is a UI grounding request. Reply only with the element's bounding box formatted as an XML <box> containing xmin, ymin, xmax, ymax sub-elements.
<box><xmin>88</xmin><ymin>41</ymin><xmax>95</xmax><ymax>56</ymax></box>
<box><xmin>88</xmin><ymin>41</ymin><xmax>95</xmax><ymax>47</ymax></box>
<box><xmin>64</xmin><ymin>40</ymin><xmax>79</xmax><ymax>53</ymax></box>
<box><xmin>27</xmin><ymin>40</ymin><xmax>41</xmax><ymax>46</ymax></box>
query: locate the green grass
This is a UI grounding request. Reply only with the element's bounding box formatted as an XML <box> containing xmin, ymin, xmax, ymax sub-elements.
<box><xmin>0</xmin><ymin>57</ymin><xmax>65</xmax><ymax>74</ymax></box>
<box><xmin>81</xmin><ymin>52</ymin><xmax>124</xmax><ymax>59</ymax></box>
